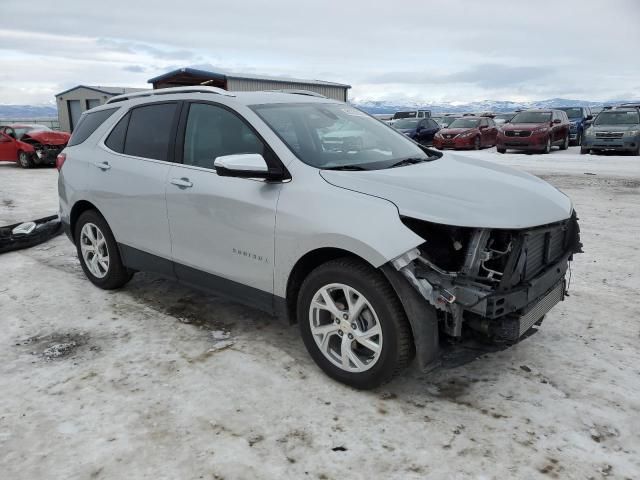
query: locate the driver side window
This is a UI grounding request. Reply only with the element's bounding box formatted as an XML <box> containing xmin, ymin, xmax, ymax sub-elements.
<box><xmin>183</xmin><ymin>103</ymin><xmax>267</xmax><ymax>170</ymax></box>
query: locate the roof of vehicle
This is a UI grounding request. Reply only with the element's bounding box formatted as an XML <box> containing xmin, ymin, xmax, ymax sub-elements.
<box><xmin>103</xmin><ymin>86</ymin><xmax>344</xmax><ymax>108</ymax></box>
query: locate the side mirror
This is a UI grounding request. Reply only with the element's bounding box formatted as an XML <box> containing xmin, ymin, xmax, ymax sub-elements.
<box><xmin>214</xmin><ymin>153</ymin><xmax>282</xmax><ymax>181</ymax></box>
<box><xmin>553</xmin><ymin>118</ymin><xmax>561</xmax><ymax>124</ymax></box>
<box><xmin>585</xmin><ymin>119</ymin><xmax>593</xmax><ymax>126</ymax></box>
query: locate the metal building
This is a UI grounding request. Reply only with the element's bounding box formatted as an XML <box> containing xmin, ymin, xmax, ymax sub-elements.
<box><xmin>55</xmin><ymin>85</ymin><xmax>148</xmax><ymax>132</ymax></box>
<box><xmin>148</xmin><ymin>68</ymin><xmax>351</xmax><ymax>102</ymax></box>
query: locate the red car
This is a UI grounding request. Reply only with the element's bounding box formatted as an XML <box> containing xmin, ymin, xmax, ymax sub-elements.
<box><xmin>0</xmin><ymin>124</ymin><xmax>70</xmax><ymax>168</ymax></box>
<box><xmin>433</xmin><ymin>116</ymin><xmax>498</xmax><ymax>150</ymax></box>
<box><xmin>496</xmin><ymin>109</ymin><xmax>570</xmax><ymax>154</ymax></box>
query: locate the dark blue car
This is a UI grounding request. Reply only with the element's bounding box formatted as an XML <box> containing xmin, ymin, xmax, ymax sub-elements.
<box><xmin>393</xmin><ymin>117</ymin><xmax>440</xmax><ymax>145</ymax></box>
<box><xmin>557</xmin><ymin>107</ymin><xmax>593</xmax><ymax>146</ymax></box>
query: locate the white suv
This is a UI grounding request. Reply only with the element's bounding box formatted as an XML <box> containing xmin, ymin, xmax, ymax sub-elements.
<box><xmin>57</xmin><ymin>86</ymin><xmax>581</xmax><ymax>389</ymax></box>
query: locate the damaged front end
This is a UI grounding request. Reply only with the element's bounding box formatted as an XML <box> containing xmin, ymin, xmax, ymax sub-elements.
<box><xmin>21</xmin><ymin>133</ymin><xmax>69</xmax><ymax>165</ymax></box>
<box><xmin>390</xmin><ymin>213</ymin><xmax>582</xmax><ymax>363</ymax></box>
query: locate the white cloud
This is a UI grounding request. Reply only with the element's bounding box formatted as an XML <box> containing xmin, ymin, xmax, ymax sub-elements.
<box><xmin>0</xmin><ymin>0</ymin><xmax>639</xmax><ymax>104</ymax></box>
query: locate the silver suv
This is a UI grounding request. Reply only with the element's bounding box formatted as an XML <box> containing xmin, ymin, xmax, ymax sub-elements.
<box><xmin>57</xmin><ymin>87</ymin><xmax>581</xmax><ymax>389</ymax></box>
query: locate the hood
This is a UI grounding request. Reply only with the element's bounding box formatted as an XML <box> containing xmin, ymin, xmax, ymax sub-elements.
<box><xmin>22</xmin><ymin>130</ymin><xmax>70</xmax><ymax>145</ymax></box>
<box><xmin>589</xmin><ymin>123</ymin><xmax>639</xmax><ymax>132</ymax></box>
<box><xmin>439</xmin><ymin>127</ymin><xmax>473</xmax><ymax>135</ymax></box>
<box><xmin>319</xmin><ymin>154</ymin><xmax>573</xmax><ymax>229</ymax></box>
<box><xmin>502</xmin><ymin>122</ymin><xmax>547</xmax><ymax>131</ymax></box>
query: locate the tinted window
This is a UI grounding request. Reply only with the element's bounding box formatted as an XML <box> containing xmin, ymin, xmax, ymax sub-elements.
<box><xmin>123</xmin><ymin>103</ymin><xmax>177</xmax><ymax>161</ymax></box>
<box><xmin>183</xmin><ymin>103</ymin><xmax>266</xmax><ymax>170</ymax></box>
<box><xmin>511</xmin><ymin>112</ymin><xmax>552</xmax><ymax>123</ymax></box>
<box><xmin>558</xmin><ymin>107</ymin><xmax>583</xmax><ymax>119</ymax></box>
<box><xmin>68</xmin><ymin>108</ymin><xmax>118</xmax><ymax>147</ymax></box>
<box><xmin>594</xmin><ymin>111</ymin><xmax>640</xmax><ymax>125</ymax></box>
<box><xmin>105</xmin><ymin>112</ymin><xmax>130</xmax><ymax>153</ymax></box>
<box><xmin>427</xmin><ymin>119</ymin><xmax>439</xmax><ymax>129</ymax></box>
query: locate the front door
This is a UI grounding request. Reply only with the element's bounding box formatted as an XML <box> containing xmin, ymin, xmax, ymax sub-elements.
<box><xmin>165</xmin><ymin>102</ymin><xmax>282</xmax><ymax>310</ymax></box>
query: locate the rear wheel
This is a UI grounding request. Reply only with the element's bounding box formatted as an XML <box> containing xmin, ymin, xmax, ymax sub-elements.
<box><xmin>75</xmin><ymin>210</ymin><xmax>132</xmax><ymax>290</ymax></box>
<box><xmin>560</xmin><ymin>134</ymin><xmax>569</xmax><ymax>150</ymax></box>
<box><xmin>18</xmin><ymin>151</ymin><xmax>33</xmax><ymax>168</ymax></box>
<box><xmin>297</xmin><ymin>258</ymin><xmax>413</xmax><ymax>389</ymax></box>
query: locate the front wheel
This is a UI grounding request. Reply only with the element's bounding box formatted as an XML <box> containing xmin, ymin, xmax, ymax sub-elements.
<box><xmin>297</xmin><ymin>258</ymin><xmax>414</xmax><ymax>389</ymax></box>
<box><xmin>75</xmin><ymin>210</ymin><xmax>132</xmax><ymax>290</ymax></box>
<box><xmin>560</xmin><ymin>134</ymin><xmax>569</xmax><ymax>150</ymax></box>
<box><xmin>541</xmin><ymin>137</ymin><xmax>551</xmax><ymax>154</ymax></box>
<box><xmin>473</xmin><ymin>136</ymin><xmax>481</xmax><ymax>150</ymax></box>
<box><xmin>18</xmin><ymin>151</ymin><xmax>33</xmax><ymax>168</ymax></box>
<box><xmin>497</xmin><ymin>147</ymin><xmax>506</xmax><ymax>154</ymax></box>
<box><xmin>580</xmin><ymin>146</ymin><xmax>590</xmax><ymax>155</ymax></box>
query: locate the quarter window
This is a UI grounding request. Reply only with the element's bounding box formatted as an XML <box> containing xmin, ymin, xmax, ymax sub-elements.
<box><xmin>182</xmin><ymin>103</ymin><xmax>266</xmax><ymax>170</ymax></box>
<box><xmin>104</xmin><ymin>112</ymin><xmax>130</xmax><ymax>153</ymax></box>
<box><xmin>122</xmin><ymin>103</ymin><xmax>177</xmax><ymax>161</ymax></box>
<box><xmin>68</xmin><ymin>108</ymin><xmax>118</xmax><ymax>147</ymax></box>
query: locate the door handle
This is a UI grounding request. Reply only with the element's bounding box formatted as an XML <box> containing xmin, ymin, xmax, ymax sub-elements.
<box><xmin>170</xmin><ymin>177</ymin><xmax>193</xmax><ymax>188</ymax></box>
<box><xmin>94</xmin><ymin>161</ymin><xmax>111</xmax><ymax>171</ymax></box>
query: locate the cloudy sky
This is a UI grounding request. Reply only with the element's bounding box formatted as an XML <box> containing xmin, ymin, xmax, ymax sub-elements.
<box><xmin>1</xmin><ymin>0</ymin><xmax>639</xmax><ymax>105</ymax></box>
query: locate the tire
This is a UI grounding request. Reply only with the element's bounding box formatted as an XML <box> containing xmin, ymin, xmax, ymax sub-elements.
<box><xmin>297</xmin><ymin>258</ymin><xmax>413</xmax><ymax>390</ymax></box>
<box><xmin>18</xmin><ymin>151</ymin><xmax>33</xmax><ymax>168</ymax></box>
<box><xmin>580</xmin><ymin>146</ymin><xmax>590</xmax><ymax>155</ymax></box>
<box><xmin>473</xmin><ymin>136</ymin><xmax>481</xmax><ymax>150</ymax></box>
<box><xmin>560</xmin><ymin>134</ymin><xmax>569</xmax><ymax>150</ymax></box>
<box><xmin>497</xmin><ymin>147</ymin><xmax>506</xmax><ymax>154</ymax></box>
<box><xmin>541</xmin><ymin>137</ymin><xmax>551</xmax><ymax>154</ymax></box>
<box><xmin>572</xmin><ymin>132</ymin><xmax>582</xmax><ymax>147</ymax></box>
<box><xmin>74</xmin><ymin>210</ymin><xmax>132</xmax><ymax>290</ymax></box>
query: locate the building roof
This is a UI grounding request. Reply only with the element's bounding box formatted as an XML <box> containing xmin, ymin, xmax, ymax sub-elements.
<box><xmin>147</xmin><ymin>67</ymin><xmax>351</xmax><ymax>89</ymax></box>
<box><xmin>55</xmin><ymin>85</ymin><xmax>149</xmax><ymax>97</ymax></box>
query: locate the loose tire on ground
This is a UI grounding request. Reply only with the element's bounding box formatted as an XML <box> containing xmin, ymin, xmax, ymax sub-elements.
<box><xmin>297</xmin><ymin>257</ymin><xmax>414</xmax><ymax>390</ymax></box>
<box><xmin>74</xmin><ymin>210</ymin><xmax>132</xmax><ymax>290</ymax></box>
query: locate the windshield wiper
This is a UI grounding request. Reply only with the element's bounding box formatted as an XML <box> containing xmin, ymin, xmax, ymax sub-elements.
<box><xmin>388</xmin><ymin>157</ymin><xmax>428</xmax><ymax>168</ymax></box>
<box><xmin>323</xmin><ymin>165</ymin><xmax>367</xmax><ymax>171</ymax></box>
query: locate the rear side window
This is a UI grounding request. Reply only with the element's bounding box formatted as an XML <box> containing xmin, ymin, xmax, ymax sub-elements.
<box><xmin>68</xmin><ymin>108</ymin><xmax>118</xmax><ymax>147</ymax></box>
<box><xmin>123</xmin><ymin>103</ymin><xmax>177</xmax><ymax>161</ymax></box>
<box><xmin>104</xmin><ymin>112</ymin><xmax>130</xmax><ymax>153</ymax></box>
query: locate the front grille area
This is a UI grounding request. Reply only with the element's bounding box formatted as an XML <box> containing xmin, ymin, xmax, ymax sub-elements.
<box><xmin>505</xmin><ymin>130</ymin><xmax>532</xmax><ymax>137</ymax></box>
<box><xmin>444</xmin><ymin>134</ymin><xmax>457</xmax><ymax>139</ymax></box>
<box><xmin>596</xmin><ymin>131</ymin><xmax>624</xmax><ymax>138</ymax></box>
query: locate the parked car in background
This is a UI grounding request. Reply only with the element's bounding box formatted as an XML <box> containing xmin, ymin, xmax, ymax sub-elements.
<box><xmin>581</xmin><ymin>107</ymin><xmax>640</xmax><ymax>155</ymax></box>
<box><xmin>393</xmin><ymin>117</ymin><xmax>440</xmax><ymax>145</ymax></box>
<box><xmin>493</xmin><ymin>112</ymin><xmax>516</xmax><ymax>126</ymax></box>
<box><xmin>388</xmin><ymin>110</ymin><xmax>431</xmax><ymax>126</ymax></box>
<box><xmin>0</xmin><ymin>124</ymin><xmax>70</xmax><ymax>168</ymax></box>
<box><xmin>57</xmin><ymin>86</ymin><xmax>581</xmax><ymax>389</ymax></box>
<box><xmin>496</xmin><ymin>109</ymin><xmax>570</xmax><ymax>154</ymax></box>
<box><xmin>433</xmin><ymin>116</ymin><xmax>498</xmax><ymax>150</ymax></box>
<box><xmin>557</xmin><ymin>107</ymin><xmax>592</xmax><ymax>146</ymax></box>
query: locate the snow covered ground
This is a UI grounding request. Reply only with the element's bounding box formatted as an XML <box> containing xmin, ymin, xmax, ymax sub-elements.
<box><xmin>1</xmin><ymin>146</ymin><xmax>639</xmax><ymax>479</ymax></box>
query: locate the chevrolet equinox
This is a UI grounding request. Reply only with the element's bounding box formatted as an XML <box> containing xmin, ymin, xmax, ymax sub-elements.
<box><xmin>57</xmin><ymin>87</ymin><xmax>581</xmax><ymax>389</ymax></box>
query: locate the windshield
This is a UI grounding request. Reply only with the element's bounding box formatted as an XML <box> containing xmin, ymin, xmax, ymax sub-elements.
<box><xmin>252</xmin><ymin>103</ymin><xmax>433</xmax><ymax>170</ymax></box>
<box><xmin>441</xmin><ymin>117</ymin><xmax>459</xmax><ymax>127</ymax></box>
<box><xmin>594</xmin><ymin>111</ymin><xmax>640</xmax><ymax>125</ymax></box>
<box><xmin>448</xmin><ymin>118</ymin><xmax>480</xmax><ymax>129</ymax></box>
<box><xmin>558</xmin><ymin>107</ymin><xmax>583</xmax><ymax>119</ymax></box>
<box><xmin>392</xmin><ymin>111</ymin><xmax>417</xmax><ymax>119</ymax></box>
<box><xmin>510</xmin><ymin>112</ymin><xmax>551</xmax><ymax>123</ymax></box>
<box><xmin>394</xmin><ymin>118</ymin><xmax>420</xmax><ymax>129</ymax></box>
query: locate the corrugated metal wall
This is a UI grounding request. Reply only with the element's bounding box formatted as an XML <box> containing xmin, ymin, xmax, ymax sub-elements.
<box><xmin>226</xmin><ymin>78</ymin><xmax>348</xmax><ymax>101</ymax></box>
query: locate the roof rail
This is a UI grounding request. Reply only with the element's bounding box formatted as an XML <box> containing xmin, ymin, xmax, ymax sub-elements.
<box><xmin>265</xmin><ymin>89</ymin><xmax>327</xmax><ymax>98</ymax></box>
<box><xmin>105</xmin><ymin>86</ymin><xmax>235</xmax><ymax>104</ymax></box>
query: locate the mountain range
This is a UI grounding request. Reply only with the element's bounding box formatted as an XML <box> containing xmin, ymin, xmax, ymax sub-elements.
<box><xmin>1</xmin><ymin>98</ymin><xmax>638</xmax><ymax>120</ymax></box>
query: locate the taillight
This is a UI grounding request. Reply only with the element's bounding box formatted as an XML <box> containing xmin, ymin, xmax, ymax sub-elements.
<box><xmin>56</xmin><ymin>153</ymin><xmax>66</xmax><ymax>171</ymax></box>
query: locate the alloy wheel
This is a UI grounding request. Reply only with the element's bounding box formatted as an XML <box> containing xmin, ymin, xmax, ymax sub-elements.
<box><xmin>19</xmin><ymin>152</ymin><xmax>29</xmax><ymax>167</ymax></box>
<box><xmin>80</xmin><ymin>222</ymin><xmax>110</xmax><ymax>278</ymax></box>
<box><xmin>309</xmin><ymin>283</ymin><xmax>383</xmax><ymax>373</ymax></box>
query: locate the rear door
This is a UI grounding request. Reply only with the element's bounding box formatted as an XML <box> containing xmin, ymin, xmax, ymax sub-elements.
<box><xmin>91</xmin><ymin>102</ymin><xmax>179</xmax><ymax>264</ymax></box>
<box><xmin>165</xmin><ymin>101</ymin><xmax>283</xmax><ymax>309</ymax></box>
<box><xmin>0</xmin><ymin>132</ymin><xmax>17</xmax><ymax>161</ymax></box>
